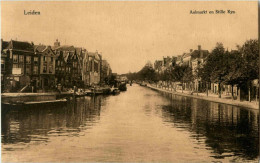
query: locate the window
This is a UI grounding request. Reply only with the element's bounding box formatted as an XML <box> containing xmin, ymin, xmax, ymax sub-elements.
<box><xmin>1</xmin><ymin>60</ymin><xmax>5</xmax><ymax>71</ymax></box>
<box><xmin>13</xmin><ymin>55</ymin><xmax>18</xmax><ymax>63</ymax></box>
<box><xmin>58</xmin><ymin>61</ymin><xmax>60</xmax><ymax>66</ymax></box>
<box><xmin>49</xmin><ymin>66</ymin><xmax>53</xmax><ymax>73</ymax></box>
<box><xmin>51</xmin><ymin>57</ymin><xmax>53</xmax><ymax>63</ymax></box>
<box><xmin>26</xmin><ymin>56</ymin><xmax>31</xmax><ymax>64</ymax></box>
<box><xmin>18</xmin><ymin>64</ymin><xmax>24</xmax><ymax>74</ymax></box>
<box><xmin>19</xmin><ymin>55</ymin><xmax>24</xmax><ymax>63</ymax></box>
<box><xmin>94</xmin><ymin>62</ymin><xmax>99</xmax><ymax>72</ymax></box>
<box><xmin>26</xmin><ymin>65</ymin><xmax>31</xmax><ymax>75</ymax></box>
<box><xmin>43</xmin><ymin>56</ymin><xmax>46</xmax><ymax>62</ymax></box>
<box><xmin>73</xmin><ymin>62</ymin><xmax>77</xmax><ymax>68</ymax></box>
<box><xmin>33</xmin><ymin>66</ymin><xmax>38</xmax><ymax>74</ymax></box>
<box><xmin>34</xmin><ymin>57</ymin><xmax>38</xmax><ymax>63</ymax></box>
<box><xmin>43</xmin><ymin>65</ymin><xmax>47</xmax><ymax>73</ymax></box>
<box><xmin>13</xmin><ymin>64</ymin><xmax>18</xmax><ymax>68</ymax></box>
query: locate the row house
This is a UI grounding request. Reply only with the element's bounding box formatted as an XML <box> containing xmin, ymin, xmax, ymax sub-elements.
<box><xmin>1</xmin><ymin>39</ymin><xmax>9</xmax><ymax>89</ymax></box>
<box><xmin>52</xmin><ymin>44</ymin><xmax>75</xmax><ymax>87</ymax></box>
<box><xmin>52</xmin><ymin>39</ymin><xmax>84</xmax><ymax>87</ymax></box>
<box><xmin>34</xmin><ymin>45</ymin><xmax>56</xmax><ymax>89</ymax></box>
<box><xmin>81</xmin><ymin>49</ymin><xmax>89</xmax><ymax>86</ymax></box>
<box><xmin>101</xmin><ymin>60</ymin><xmax>112</xmax><ymax>83</ymax></box>
<box><xmin>181</xmin><ymin>45</ymin><xmax>209</xmax><ymax>67</ymax></box>
<box><xmin>154</xmin><ymin>56</ymin><xmax>175</xmax><ymax>74</ymax></box>
<box><xmin>2</xmin><ymin>39</ymin><xmax>104</xmax><ymax>92</ymax></box>
<box><xmin>183</xmin><ymin>45</ymin><xmax>209</xmax><ymax>91</ymax></box>
<box><xmin>86</xmin><ymin>51</ymin><xmax>102</xmax><ymax>85</ymax></box>
<box><xmin>1</xmin><ymin>40</ymin><xmax>56</xmax><ymax>92</ymax></box>
<box><xmin>74</xmin><ymin>47</ymin><xmax>84</xmax><ymax>86</ymax></box>
<box><xmin>153</xmin><ymin>45</ymin><xmax>209</xmax><ymax>92</ymax></box>
<box><xmin>2</xmin><ymin>40</ymin><xmax>35</xmax><ymax>92</ymax></box>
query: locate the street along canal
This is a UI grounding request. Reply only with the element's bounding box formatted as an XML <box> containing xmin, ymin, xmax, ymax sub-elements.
<box><xmin>1</xmin><ymin>84</ymin><xmax>259</xmax><ymax>162</ymax></box>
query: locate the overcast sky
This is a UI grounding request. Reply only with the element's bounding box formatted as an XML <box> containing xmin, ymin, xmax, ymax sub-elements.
<box><xmin>1</xmin><ymin>1</ymin><xmax>258</xmax><ymax>74</ymax></box>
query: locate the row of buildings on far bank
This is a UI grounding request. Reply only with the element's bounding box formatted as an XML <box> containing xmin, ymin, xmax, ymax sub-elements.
<box><xmin>153</xmin><ymin>45</ymin><xmax>245</xmax><ymax>100</ymax></box>
<box><xmin>1</xmin><ymin>39</ymin><xmax>112</xmax><ymax>92</ymax></box>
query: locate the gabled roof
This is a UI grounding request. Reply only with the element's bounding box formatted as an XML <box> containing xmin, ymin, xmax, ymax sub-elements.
<box><xmin>182</xmin><ymin>52</ymin><xmax>191</xmax><ymax>58</ymax></box>
<box><xmin>6</xmin><ymin>40</ymin><xmax>34</xmax><ymax>52</ymax></box>
<box><xmin>34</xmin><ymin>45</ymin><xmax>48</xmax><ymax>52</ymax></box>
<box><xmin>52</xmin><ymin>45</ymin><xmax>75</xmax><ymax>52</ymax></box>
<box><xmin>190</xmin><ymin>50</ymin><xmax>209</xmax><ymax>60</ymax></box>
<box><xmin>34</xmin><ymin>45</ymin><xmax>56</xmax><ymax>56</ymax></box>
<box><xmin>63</xmin><ymin>51</ymin><xmax>70</xmax><ymax>62</ymax></box>
<box><xmin>75</xmin><ymin>47</ymin><xmax>82</xmax><ymax>54</ymax></box>
<box><xmin>88</xmin><ymin>52</ymin><xmax>101</xmax><ymax>60</ymax></box>
<box><xmin>1</xmin><ymin>40</ymin><xmax>9</xmax><ymax>50</ymax></box>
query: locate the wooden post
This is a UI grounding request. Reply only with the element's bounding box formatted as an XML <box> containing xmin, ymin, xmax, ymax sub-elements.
<box><xmin>206</xmin><ymin>82</ymin><xmax>208</xmax><ymax>97</ymax></box>
<box><xmin>238</xmin><ymin>87</ymin><xmax>241</xmax><ymax>101</ymax></box>
<box><xmin>256</xmin><ymin>87</ymin><xmax>258</xmax><ymax>105</ymax></box>
<box><xmin>231</xmin><ymin>84</ymin><xmax>234</xmax><ymax>100</ymax></box>
<box><xmin>182</xmin><ymin>80</ymin><xmax>184</xmax><ymax>93</ymax></box>
<box><xmin>218</xmin><ymin>82</ymin><xmax>221</xmax><ymax>98</ymax></box>
<box><xmin>248</xmin><ymin>82</ymin><xmax>251</xmax><ymax>102</ymax></box>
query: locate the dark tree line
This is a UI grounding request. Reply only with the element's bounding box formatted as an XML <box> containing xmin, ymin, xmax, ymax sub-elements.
<box><xmin>125</xmin><ymin>39</ymin><xmax>258</xmax><ymax>101</ymax></box>
<box><xmin>198</xmin><ymin>39</ymin><xmax>259</xmax><ymax>100</ymax></box>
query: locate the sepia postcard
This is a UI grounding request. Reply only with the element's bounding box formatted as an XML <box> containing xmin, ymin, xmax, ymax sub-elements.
<box><xmin>1</xmin><ymin>1</ymin><xmax>259</xmax><ymax>162</ymax></box>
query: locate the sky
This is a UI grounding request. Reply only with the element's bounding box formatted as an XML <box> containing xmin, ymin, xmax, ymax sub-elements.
<box><xmin>1</xmin><ymin>1</ymin><xmax>258</xmax><ymax>74</ymax></box>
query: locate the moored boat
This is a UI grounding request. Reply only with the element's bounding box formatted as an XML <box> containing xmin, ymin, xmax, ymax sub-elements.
<box><xmin>111</xmin><ymin>87</ymin><xmax>120</xmax><ymax>95</ymax></box>
<box><xmin>2</xmin><ymin>98</ymin><xmax>68</xmax><ymax>109</ymax></box>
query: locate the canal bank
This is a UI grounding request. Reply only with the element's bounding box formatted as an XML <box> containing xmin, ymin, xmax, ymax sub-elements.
<box><xmin>147</xmin><ymin>84</ymin><xmax>259</xmax><ymax>110</ymax></box>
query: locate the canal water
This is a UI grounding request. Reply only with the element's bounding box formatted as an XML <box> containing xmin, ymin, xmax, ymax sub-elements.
<box><xmin>1</xmin><ymin>84</ymin><xmax>259</xmax><ymax>162</ymax></box>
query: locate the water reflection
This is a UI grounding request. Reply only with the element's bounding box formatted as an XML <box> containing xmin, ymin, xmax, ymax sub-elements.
<box><xmin>159</xmin><ymin>92</ymin><xmax>259</xmax><ymax>161</ymax></box>
<box><xmin>1</xmin><ymin>86</ymin><xmax>259</xmax><ymax>162</ymax></box>
<box><xmin>2</xmin><ymin>96</ymin><xmax>103</xmax><ymax>146</ymax></box>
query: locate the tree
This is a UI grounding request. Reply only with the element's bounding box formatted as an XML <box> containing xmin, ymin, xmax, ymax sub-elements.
<box><xmin>139</xmin><ymin>65</ymin><xmax>157</xmax><ymax>82</ymax></box>
<box><xmin>239</xmin><ymin>39</ymin><xmax>259</xmax><ymax>101</ymax></box>
<box><xmin>199</xmin><ymin>43</ymin><xmax>228</xmax><ymax>98</ymax></box>
<box><xmin>171</xmin><ymin>65</ymin><xmax>192</xmax><ymax>92</ymax></box>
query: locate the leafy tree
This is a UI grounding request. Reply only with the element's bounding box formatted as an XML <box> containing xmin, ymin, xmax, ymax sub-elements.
<box><xmin>199</xmin><ymin>43</ymin><xmax>229</xmax><ymax>98</ymax></box>
<box><xmin>222</xmin><ymin>50</ymin><xmax>244</xmax><ymax>99</ymax></box>
<box><xmin>139</xmin><ymin>65</ymin><xmax>157</xmax><ymax>82</ymax></box>
<box><xmin>240</xmin><ymin>39</ymin><xmax>259</xmax><ymax>80</ymax></box>
<box><xmin>239</xmin><ymin>39</ymin><xmax>259</xmax><ymax>101</ymax></box>
<box><xmin>171</xmin><ymin>64</ymin><xmax>192</xmax><ymax>92</ymax></box>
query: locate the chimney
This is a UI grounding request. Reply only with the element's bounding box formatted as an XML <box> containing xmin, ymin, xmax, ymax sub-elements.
<box><xmin>190</xmin><ymin>49</ymin><xmax>193</xmax><ymax>52</ymax></box>
<box><xmin>54</xmin><ymin>39</ymin><xmax>60</xmax><ymax>47</ymax></box>
<box><xmin>198</xmin><ymin>45</ymin><xmax>201</xmax><ymax>51</ymax></box>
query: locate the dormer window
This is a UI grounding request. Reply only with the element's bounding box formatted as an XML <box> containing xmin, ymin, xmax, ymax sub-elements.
<box><xmin>19</xmin><ymin>55</ymin><xmax>24</xmax><ymax>63</ymax></box>
<box><xmin>13</xmin><ymin>55</ymin><xmax>18</xmax><ymax>63</ymax></box>
<box><xmin>26</xmin><ymin>56</ymin><xmax>31</xmax><ymax>64</ymax></box>
<box><xmin>34</xmin><ymin>57</ymin><xmax>38</xmax><ymax>63</ymax></box>
<box><xmin>43</xmin><ymin>65</ymin><xmax>47</xmax><ymax>73</ymax></box>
